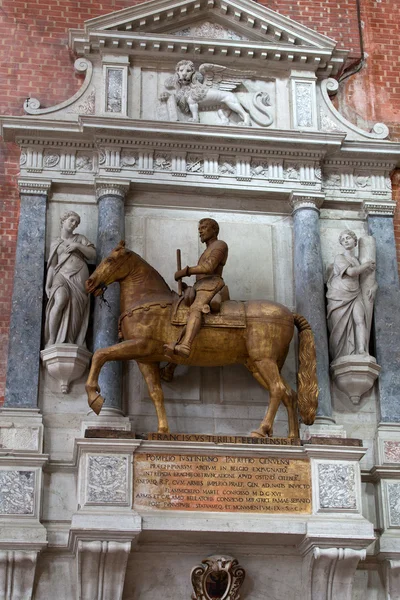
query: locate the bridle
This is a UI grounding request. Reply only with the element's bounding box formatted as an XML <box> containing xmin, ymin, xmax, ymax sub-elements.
<box><xmin>95</xmin><ymin>251</ymin><xmax>133</xmax><ymax>311</ymax></box>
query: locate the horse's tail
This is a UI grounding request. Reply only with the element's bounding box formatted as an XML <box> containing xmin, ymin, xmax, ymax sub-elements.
<box><xmin>293</xmin><ymin>313</ymin><xmax>318</xmax><ymax>425</ymax></box>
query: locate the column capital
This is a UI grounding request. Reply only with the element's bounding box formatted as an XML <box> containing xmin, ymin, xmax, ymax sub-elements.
<box><xmin>289</xmin><ymin>192</ymin><xmax>325</xmax><ymax>213</ymax></box>
<box><xmin>18</xmin><ymin>178</ymin><xmax>51</xmax><ymax>196</ymax></box>
<box><xmin>363</xmin><ymin>200</ymin><xmax>396</xmax><ymax>217</ymax></box>
<box><xmin>95</xmin><ymin>179</ymin><xmax>130</xmax><ymax>202</ymax></box>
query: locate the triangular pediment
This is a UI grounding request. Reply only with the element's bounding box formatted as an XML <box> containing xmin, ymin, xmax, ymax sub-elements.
<box><xmin>78</xmin><ymin>0</ymin><xmax>337</xmax><ymax>50</ymax></box>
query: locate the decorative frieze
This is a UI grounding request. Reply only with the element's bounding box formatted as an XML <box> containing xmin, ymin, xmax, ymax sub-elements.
<box><xmin>317</xmin><ymin>463</ymin><xmax>357</xmax><ymax>511</ymax></box>
<box><xmin>0</xmin><ymin>470</ymin><xmax>35</xmax><ymax>515</ymax></box>
<box><xmin>86</xmin><ymin>455</ymin><xmax>129</xmax><ymax>505</ymax></box>
<box><xmin>120</xmin><ymin>150</ymin><xmax>137</xmax><ymax>168</ymax></box>
<box><xmin>186</xmin><ymin>154</ymin><xmax>204</xmax><ymax>174</ymax></box>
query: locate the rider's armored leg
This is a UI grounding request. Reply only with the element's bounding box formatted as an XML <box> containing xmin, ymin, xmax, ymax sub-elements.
<box><xmin>175</xmin><ymin>310</ymin><xmax>202</xmax><ymax>357</ymax></box>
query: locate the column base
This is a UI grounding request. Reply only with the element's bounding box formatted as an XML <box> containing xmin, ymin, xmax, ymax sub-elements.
<box><xmin>301</xmin><ymin>420</ymin><xmax>347</xmax><ymax>440</ymax></box>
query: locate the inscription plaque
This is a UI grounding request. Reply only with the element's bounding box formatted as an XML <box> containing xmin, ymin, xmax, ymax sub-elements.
<box><xmin>134</xmin><ymin>453</ymin><xmax>312</xmax><ymax>513</ymax></box>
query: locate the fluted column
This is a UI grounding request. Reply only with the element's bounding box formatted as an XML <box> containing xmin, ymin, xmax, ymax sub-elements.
<box><xmin>94</xmin><ymin>181</ymin><xmax>130</xmax><ymax>414</ymax></box>
<box><xmin>5</xmin><ymin>180</ymin><xmax>51</xmax><ymax>407</ymax></box>
<box><xmin>364</xmin><ymin>201</ymin><xmax>400</xmax><ymax>422</ymax></box>
<box><xmin>290</xmin><ymin>192</ymin><xmax>333</xmax><ymax>422</ymax></box>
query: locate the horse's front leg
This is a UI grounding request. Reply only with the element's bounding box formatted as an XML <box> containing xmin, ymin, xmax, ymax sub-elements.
<box><xmin>86</xmin><ymin>339</ymin><xmax>144</xmax><ymax>415</ymax></box>
<box><xmin>137</xmin><ymin>362</ymin><xmax>169</xmax><ymax>433</ymax></box>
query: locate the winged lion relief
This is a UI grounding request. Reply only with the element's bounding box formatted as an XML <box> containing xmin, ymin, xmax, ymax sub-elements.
<box><xmin>159</xmin><ymin>60</ymin><xmax>274</xmax><ymax>127</ymax></box>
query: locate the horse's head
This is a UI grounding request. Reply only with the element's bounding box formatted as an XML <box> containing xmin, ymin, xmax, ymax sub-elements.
<box><xmin>86</xmin><ymin>240</ymin><xmax>132</xmax><ymax>297</ymax></box>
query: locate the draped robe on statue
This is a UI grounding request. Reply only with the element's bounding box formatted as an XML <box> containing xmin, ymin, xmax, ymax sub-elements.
<box><xmin>326</xmin><ymin>253</ymin><xmax>366</xmax><ymax>360</ymax></box>
<box><xmin>44</xmin><ymin>234</ymin><xmax>94</xmax><ymax>347</ymax></box>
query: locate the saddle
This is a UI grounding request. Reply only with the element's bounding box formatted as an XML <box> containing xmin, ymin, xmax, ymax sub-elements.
<box><xmin>171</xmin><ymin>293</ymin><xmax>246</xmax><ymax>329</ymax></box>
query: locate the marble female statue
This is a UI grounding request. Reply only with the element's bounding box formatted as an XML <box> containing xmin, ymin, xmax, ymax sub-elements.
<box><xmin>44</xmin><ymin>211</ymin><xmax>96</xmax><ymax>348</ymax></box>
<box><xmin>326</xmin><ymin>230</ymin><xmax>377</xmax><ymax>360</ymax></box>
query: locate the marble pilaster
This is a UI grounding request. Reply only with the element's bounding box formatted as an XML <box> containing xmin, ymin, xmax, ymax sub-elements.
<box><xmin>365</xmin><ymin>202</ymin><xmax>400</xmax><ymax>422</ymax></box>
<box><xmin>290</xmin><ymin>193</ymin><xmax>333</xmax><ymax>423</ymax></box>
<box><xmin>5</xmin><ymin>180</ymin><xmax>51</xmax><ymax>407</ymax></box>
<box><xmin>93</xmin><ymin>181</ymin><xmax>129</xmax><ymax>414</ymax></box>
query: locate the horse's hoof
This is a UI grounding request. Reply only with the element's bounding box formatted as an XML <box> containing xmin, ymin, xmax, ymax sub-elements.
<box><xmin>158</xmin><ymin>427</ymin><xmax>170</xmax><ymax>434</ymax></box>
<box><xmin>251</xmin><ymin>429</ymin><xmax>266</xmax><ymax>439</ymax></box>
<box><xmin>89</xmin><ymin>394</ymin><xmax>104</xmax><ymax>415</ymax></box>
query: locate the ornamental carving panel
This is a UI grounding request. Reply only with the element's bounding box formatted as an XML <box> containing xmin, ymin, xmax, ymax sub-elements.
<box><xmin>384</xmin><ymin>441</ymin><xmax>400</xmax><ymax>463</ymax></box>
<box><xmin>106</xmin><ymin>69</ymin><xmax>123</xmax><ymax>113</ymax></box>
<box><xmin>318</xmin><ymin>463</ymin><xmax>357</xmax><ymax>510</ymax></box>
<box><xmin>0</xmin><ymin>470</ymin><xmax>35</xmax><ymax>515</ymax></box>
<box><xmin>295</xmin><ymin>83</ymin><xmax>313</xmax><ymax>128</ymax></box>
<box><xmin>174</xmin><ymin>21</ymin><xmax>248</xmax><ymax>41</ymax></box>
<box><xmin>191</xmin><ymin>555</ymin><xmax>245</xmax><ymax>600</ymax></box>
<box><xmin>388</xmin><ymin>482</ymin><xmax>400</xmax><ymax>526</ymax></box>
<box><xmin>87</xmin><ymin>455</ymin><xmax>128</xmax><ymax>504</ymax></box>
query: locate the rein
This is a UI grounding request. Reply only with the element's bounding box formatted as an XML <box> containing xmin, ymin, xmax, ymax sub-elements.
<box><xmin>95</xmin><ymin>252</ymin><xmax>134</xmax><ymax>311</ymax></box>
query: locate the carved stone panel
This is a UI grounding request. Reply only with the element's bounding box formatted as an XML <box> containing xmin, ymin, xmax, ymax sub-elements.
<box><xmin>0</xmin><ymin>470</ymin><xmax>35</xmax><ymax>515</ymax></box>
<box><xmin>86</xmin><ymin>455</ymin><xmax>129</xmax><ymax>505</ymax></box>
<box><xmin>387</xmin><ymin>482</ymin><xmax>400</xmax><ymax>527</ymax></box>
<box><xmin>384</xmin><ymin>441</ymin><xmax>400</xmax><ymax>464</ymax></box>
<box><xmin>317</xmin><ymin>463</ymin><xmax>357</xmax><ymax>511</ymax></box>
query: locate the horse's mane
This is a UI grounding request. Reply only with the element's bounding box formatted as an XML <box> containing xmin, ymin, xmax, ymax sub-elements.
<box><xmin>130</xmin><ymin>250</ymin><xmax>172</xmax><ymax>293</ymax></box>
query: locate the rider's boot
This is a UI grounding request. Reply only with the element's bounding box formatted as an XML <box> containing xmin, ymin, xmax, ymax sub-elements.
<box><xmin>175</xmin><ymin>311</ymin><xmax>202</xmax><ymax>358</ymax></box>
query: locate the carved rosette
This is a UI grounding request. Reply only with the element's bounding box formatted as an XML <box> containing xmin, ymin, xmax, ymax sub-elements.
<box><xmin>191</xmin><ymin>555</ymin><xmax>245</xmax><ymax>600</ymax></box>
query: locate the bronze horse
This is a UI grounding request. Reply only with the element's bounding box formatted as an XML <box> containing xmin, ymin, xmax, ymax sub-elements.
<box><xmin>85</xmin><ymin>241</ymin><xmax>318</xmax><ymax>438</ymax></box>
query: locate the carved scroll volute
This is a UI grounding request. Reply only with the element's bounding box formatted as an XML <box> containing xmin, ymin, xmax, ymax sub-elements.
<box><xmin>191</xmin><ymin>555</ymin><xmax>246</xmax><ymax>600</ymax></box>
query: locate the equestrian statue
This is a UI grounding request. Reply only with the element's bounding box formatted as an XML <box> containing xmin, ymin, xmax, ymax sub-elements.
<box><xmin>85</xmin><ymin>218</ymin><xmax>318</xmax><ymax>439</ymax></box>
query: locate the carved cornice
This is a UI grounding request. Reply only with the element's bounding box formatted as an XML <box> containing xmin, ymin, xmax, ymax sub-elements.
<box><xmin>70</xmin><ymin>0</ymin><xmax>346</xmax><ymax>76</ymax></box>
<box><xmin>364</xmin><ymin>201</ymin><xmax>396</xmax><ymax>217</ymax></box>
<box><xmin>289</xmin><ymin>191</ymin><xmax>325</xmax><ymax>213</ymax></box>
<box><xmin>95</xmin><ymin>179</ymin><xmax>130</xmax><ymax>202</ymax></box>
<box><xmin>18</xmin><ymin>179</ymin><xmax>52</xmax><ymax>196</ymax></box>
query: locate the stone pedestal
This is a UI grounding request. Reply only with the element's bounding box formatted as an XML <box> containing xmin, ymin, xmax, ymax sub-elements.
<box><xmin>331</xmin><ymin>355</ymin><xmax>381</xmax><ymax>405</ymax></box>
<box><xmin>0</xmin><ymin>408</ymin><xmax>48</xmax><ymax>599</ymax></box>
<box><xmin>68</xmin><ymin>436</ymin><xmax>374</xmax><ymax>599</ymax></box>
<box><xmin>41</xmin><ymin>344</ymin><xmax>92</xmax><ymax>393</ymax></box>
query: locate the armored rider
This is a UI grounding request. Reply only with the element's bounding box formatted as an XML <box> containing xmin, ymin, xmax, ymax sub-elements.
<box><xmin>169</xmin><ymin>218</ymin><xmax>228</xmax><ymax>358</ymax></box>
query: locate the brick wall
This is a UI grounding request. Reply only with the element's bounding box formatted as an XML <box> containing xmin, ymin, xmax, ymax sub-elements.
<box><xmin>0</xmin><ymin>0</ymin><xmax>399</xmax><ymax>402</ymax></box>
